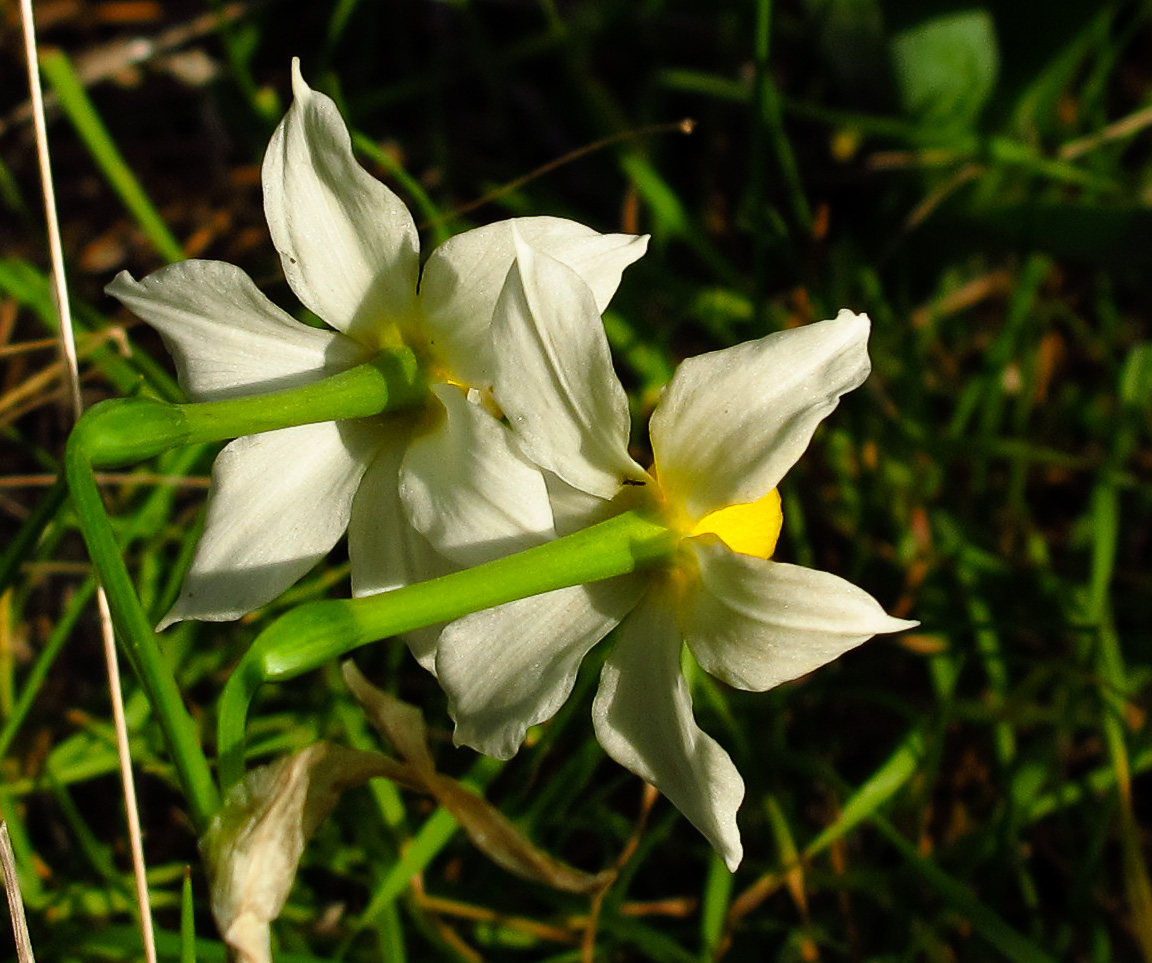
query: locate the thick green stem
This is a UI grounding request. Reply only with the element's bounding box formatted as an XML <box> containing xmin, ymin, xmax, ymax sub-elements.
<box><xmin>64</xmin><ymin>345</ymin><xmax>427</xmax><ymax>830</ymax></box>
<box><xmin>78</xmin><ymin>347</ymin><xmax>426</xmax><ymax>469</ymax></box>
<box><xmin>64</xmin><ymin>435</ymin><xmax>220</xmax><ymax>831</ymax></box>
<box><xmin>216</xmin><ymin>510</ymin><xmax>680</xmax><ymax>790</ymax></box>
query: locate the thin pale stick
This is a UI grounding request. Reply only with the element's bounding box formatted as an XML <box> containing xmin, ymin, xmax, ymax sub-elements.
<box><xmin>0</xmin><ymin>359</ymin><xmax>72</xmax><ymax>422</ymax></box>
<box><xmin>19</xmin><ymin>0</ymin><xmax>80</xmax><ymax>420</ymax></box>
<box><xmin>0</xmin><ymin>338</ymin><xmax>58</xmax><ymax>357</ymax></box>
<box><xmin>98</xmin><ymin>591</ymin><xmax>159</xmax><ymax>963</ymax></box>
<box><xmin>0</xmin><ymin>822</ymin><xmax>36</xmax><ymax>963</ymax></box>
<box><xmin>19</xmin><ymin>3</ymin><xmax>158</xmax><ymax>962</ymax></box>
<box><xmin>1059</xmin><ymin>103</ymin><xmax>1152</xmax><ymax>160</ymax></box>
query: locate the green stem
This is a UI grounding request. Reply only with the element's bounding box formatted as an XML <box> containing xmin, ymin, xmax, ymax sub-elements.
<box><xmin>77</xmin><ymin>347</ymin><xmax>426</xmax><ymax>469</ymax></box>
<box><xmin>62</xmin><ymin>343</ymin><xmax>428</xmax><ymax>830</ymax></box>
<box><xmin>64</xmin><ymin>435</ymin><xmax>220</xmax><ymax>831</ymax></box>
<box><xmin>216</xmin><ymin>510</ymin><xmax>680</xmax><ymax>790</ymax></box>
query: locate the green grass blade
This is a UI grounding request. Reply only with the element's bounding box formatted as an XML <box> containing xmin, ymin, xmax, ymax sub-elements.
<box><xmin>0</xmin><ymin>478</ymin><xmax>67</xmax><ymax>595</ymax></box>
<box><xmin>698</xmin><ymin>851</ymin><xmax>732</xmax><ymax>960</ymax></box>
<box><xmin>38</xmin><ymin>49</ymin><xmax>184</xmax><ymax>264</ymax></box>
<box><xmin>873</xmin><ymin>816</ymin><xmax>1058</xmax><ymax>963</ymax></box>
<box><xmin>805</xmin><ymin>727</ymin><xmax>925</xmax><ymax>860</ymax></box>
<box><xmin>0</xmin><ymin>577</ymin><xmax>96</xmax><ymax>758</ymax></box>
<box><xmin>356</xmin><ymin>756</ymin><xmax>503</xmax><ymax>928</ymax></box>
<box><xmin>180</xmin><ymin>868</ymin><xmax>196</xmax><ymax>963</ymax></box>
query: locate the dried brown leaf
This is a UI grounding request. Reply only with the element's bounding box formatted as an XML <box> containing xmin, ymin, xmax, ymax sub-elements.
<box><xmin>201</xmin><ymin>743</ymin><xmax>415</xmax><ymax>963</ymax></box>
<box><xmin>344</xmin><ymin>662</ymin><xmax>614</xmax><ymax>895</ymax></box>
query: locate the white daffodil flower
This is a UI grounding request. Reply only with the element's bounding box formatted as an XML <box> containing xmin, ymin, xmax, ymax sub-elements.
<box><xmin>434</xmin><ymin>235</ymin><xmax>917</xmax><ymax>870</ymax></box>
<box><xmin>106</xmin><ymin>60</ymin><xmax>647</xmax><ymax>648</ymax></box>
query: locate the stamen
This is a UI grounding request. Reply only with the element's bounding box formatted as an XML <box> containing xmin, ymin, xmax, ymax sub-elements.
<box><xmin>689</xmin><ymin>489</ymin><xmax>782</xmax><ymax>559</ymax></box>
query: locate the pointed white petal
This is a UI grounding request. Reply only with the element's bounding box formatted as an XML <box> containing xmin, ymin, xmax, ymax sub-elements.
<box><xmin>650</xmin><ymin>310</ymin><xmax>871</xmax><ymax>520</ymax></box>
<box><xmin>106</xmin><ymin>263</ymin><xmax>365</xmax><ymax>401</ymax></box>
<box><xmin>491</xmin><ymin>233</ymin><xmax>644</xmax><ymax>499</ymax></box>
<box><xmin>543</xmin><ymin>472</ymin><xmax>615</xmax><ymax>537</ymax></box>
<box><xmin>348</xmin><ymin>420</ymin><xmax>454</xmax><ymax>671</ymax></box>
<box><xmin>419</xmin><ymin>216</ymin><xmax>648</xmax><ymax>386</ymax></box>
<box><xmin>401</xmin><ymin>385</ymin><xmax>555</xmax><ymax>568</ymax></box>
<box><xmin>347</xmin><ymin>416</ymin><xmax>415</xmax><ymax>596</ymax></box>
<box><xmin>395</xmin><ymin>623</ymin><xmax>444</xmax><ymax>676</ymax></box>
<box><xmin>263</xmin><ymin>61</ymin><xmax>419</xmax><ymax>344</ymax></box>
<box><xmin>592</xmin><ymin>588</ymin><xmax>745</xmax><ymax>871</ymax></box>
<box><xmin>159</xmin><ymin>421</ymin><xmax>375</xmax><ymax>627</ymax></box>
<box><xmin>682</xmin><ymin>541</ymin><xmax>918</xmax><ymax>691</ymax></box>
<box><xmin>437</xmin><ymin>578</ymin><xmax>642</xmax><ymax>759</ymax></box>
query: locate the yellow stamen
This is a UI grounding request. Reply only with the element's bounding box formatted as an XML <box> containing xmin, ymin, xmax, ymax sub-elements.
<box><xmin>688</xmin><ymin>488</ymin><xmax>783</xmax><ymax>559</ymax></box>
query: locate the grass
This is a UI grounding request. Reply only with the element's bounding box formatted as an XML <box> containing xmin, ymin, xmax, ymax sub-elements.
<box><xmin>2</xmin><ymin>0</ymin><xmax>1151</xmax><ymax>960</ymax></box>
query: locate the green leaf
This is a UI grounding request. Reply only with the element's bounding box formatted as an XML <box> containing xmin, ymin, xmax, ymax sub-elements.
<box><xmin>805</xmin><ymin>728</ymin><xmax>925</xmax><ymax>859</ymax></box>
<box><xmin>891</xmin><ymin>9</ymin><xmax>999</xmax><ymax>134</ymax></box>
<box><xmin>874</xmin><ymin>817</ymin><xmax>1059</xmax><ymax>963</ymax></box>
<box><xmin>1119</xmin><ymin>342</ymin><xmax>1152</xmax><ymax>412</ymax></box>
<box><xmin>40</xmin><ymin>49</ymin><xmax>185</xmax><ymax>263</ymax></box>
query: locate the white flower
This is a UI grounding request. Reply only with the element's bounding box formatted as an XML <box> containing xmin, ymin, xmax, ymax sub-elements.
<box><xmin>106</xmin><ymin>60</ymin><xmax>647</xmax><ymax>647</ymax></box>
<box><xmin>434</xmin><ymin>236</ymin><xmax>917</xmax><ymax>870</ymax></box>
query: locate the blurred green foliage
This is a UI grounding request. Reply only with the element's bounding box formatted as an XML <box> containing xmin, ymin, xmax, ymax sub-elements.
<box><xmin>1</xmin><ymin>0</ymin><xmax>1150</xmax><ymax>960</ymax></box>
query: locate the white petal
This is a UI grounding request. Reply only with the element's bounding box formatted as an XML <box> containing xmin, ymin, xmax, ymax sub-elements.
<box><xmin>347</xmin><ymin>416</ymin><xmax>444</xmax><ymax>595</ymax></box>
<box><xmin>682</xmin><ymin>540</ymin><xmax>918</xmax><ymax>691</ymax></box>
<box><xmin>401</xmin><ymin>384</ymin><xmax>555</xmax><ymax>568</ymax></box>
<box><xmin>106</xmin><ymin>262</ymin><xmax>365</xmax><ymax>401</ymax></box>
<box><xmin>392</xmin><ymin>620</ymin><xmax>446</xmax><ymax>677</ymax></box>
<box><xmin>263</xmin><ymin>60</ymin><xmax>420</xmax><ymax>345</ymax></box>
<box><xmin>437</xmin><ymin>578</ymin><xmax>642</xmax><ymax>759</ymax></box>
<box><xmin>491</xmin><ymin>232</ymin><xmax>644</xmax><ymax>499</ymax></box>
<box><xmin>348</xmin><ymin>420</ymin><xmax>454</xmax><ymax>672</ymax></box>
<box><xmin>543</xmin><ymin>471</ymin><xmax>615</xmax><ymax>537</ymax></box>
<box><xmin>650</xmin><ymin>310</ymin><xmax>871</xmax><ymax>520</ymax></box>
<box><xmin>419</xmin><ymin>217</ymin><xmax>648</xmax><ymax>386</ymax></box>
<box><xmin>159</xmin><ymin>421</ymin><xmax>375</xmax><ymax>627</ymax></box>
<box><xmin>592</xmin><ymin>588</ymin><xmax>745</xmax><ymax>871</ymax></box>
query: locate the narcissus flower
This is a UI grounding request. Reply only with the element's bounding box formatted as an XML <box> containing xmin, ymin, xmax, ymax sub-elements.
<box><xmin>107</xmin><ymin>61</ymin><xmax>646</xmax><ymax>643</ymax></box>
<box><xmin>434</xmin><ymin>236</ymin><xmax>916</xmax><ymax>870</ymax></box>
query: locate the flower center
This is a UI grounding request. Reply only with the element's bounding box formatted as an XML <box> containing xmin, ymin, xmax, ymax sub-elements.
<box><xmin>687</xmin><ymin>489</ymin><xmax>782</xmax><ymax>560</ymax></box>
